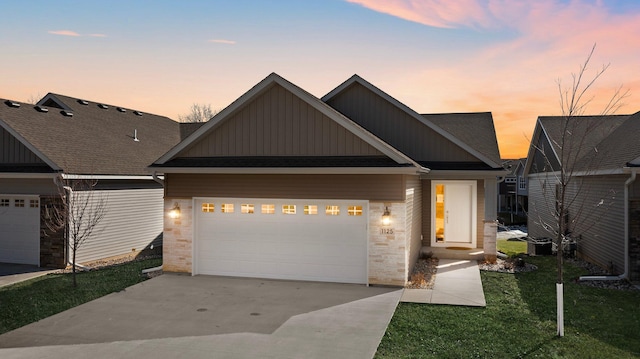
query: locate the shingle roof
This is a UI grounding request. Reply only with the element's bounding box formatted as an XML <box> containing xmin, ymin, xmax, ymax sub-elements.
<box><xmin>423</xmin><ymin>112</ymin><xmax>502</xmax><ymax>167</ymax></box>
<box><xmin>537</xmin><ymin>114</ymin><xmax>635</xmax><ymax>172</ymax></box>
<box><xmin>0</xmin><ymin>94</ymin><xmax>180</xmax><ymax>176</ymax></box>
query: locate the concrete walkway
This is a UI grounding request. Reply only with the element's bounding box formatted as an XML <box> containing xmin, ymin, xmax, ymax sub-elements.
<box><xmin>0</xmin><ymin>263</ymin><xmax>58</xmax><ymax>288</ymax></box>
<box><xmin>400</xmin><ymin>259</ymin><xmax>486</xmax><ymax>307</ymax></box>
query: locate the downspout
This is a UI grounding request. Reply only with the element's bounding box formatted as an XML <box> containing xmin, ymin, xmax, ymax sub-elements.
<box><xmin>53</xmin><ymin>175</ymin><xmax>91</xmax><ymax>271</ymax></box>
<box><xmin>152</xmin><ymin>171</ymin><xmax>164</xmax><ymax>186</ymax></box>
<box><xmin>579</xmin><ymin>168</ymin><xmax>636</xmax><ymax>281</ymax></box>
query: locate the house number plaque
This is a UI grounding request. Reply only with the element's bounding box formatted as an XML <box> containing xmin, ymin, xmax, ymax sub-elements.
<box><xmin>380</xmin><ymin>228</ymin><xmax>394</xmax><ymax>235</ymax></box>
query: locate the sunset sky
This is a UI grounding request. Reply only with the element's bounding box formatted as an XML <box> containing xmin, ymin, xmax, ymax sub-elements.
<box><xmin>1</xmin><ymin>0</ymin><xmax>638</xmax><ymax>159</ymax></box>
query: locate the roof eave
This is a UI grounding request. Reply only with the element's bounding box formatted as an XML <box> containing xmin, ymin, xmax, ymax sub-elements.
<box><xmin>147</xmin><ymin>166</ymin><xmax>424</xmax><ymax>175</ymax></box>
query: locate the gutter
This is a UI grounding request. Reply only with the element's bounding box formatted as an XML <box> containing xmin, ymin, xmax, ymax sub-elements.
<box><xmin>579</xmin><ymin>168</ymin><xmax>636</xmax><ymax>282</ymax></box>
<box><xmin>151</xmin><ymin>171</ymin><xmax>164</xmax><ymax>186</ymax></box>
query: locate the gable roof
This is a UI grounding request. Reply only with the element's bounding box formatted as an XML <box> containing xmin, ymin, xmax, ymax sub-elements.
<box><xmin>152</xmin><ymin>73</ymin><xmax>424</xmax><ymax>172</ymax></box>
<box><xmin>0</xmin><ymin>94</ymin><xmax>180</xmax><ymax>176</ymax></box>
<box><xmin>423</xmin><ymin>112</ymin><xmax>502</xmax><ymax>166</ymax></box>
<box><xmin>524</xmin><ymin>113</ymin><xmax>634</xmax><ymax>175</ymax></box>
<box><xmin>322</xmin><ymin>75</ymin><xmax>502</xmax><ymax>170</ymax></box>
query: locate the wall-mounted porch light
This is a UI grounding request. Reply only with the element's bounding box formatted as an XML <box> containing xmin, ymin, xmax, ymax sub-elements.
<box><xmin>168</xmin><ymin>203</ymin><xmax>181</xmax><ymax>219</ymax></box>
<box><xmin>381</xmin><ymin>206</ymin><xmax>391</xmax><ymax>226</ymax></box>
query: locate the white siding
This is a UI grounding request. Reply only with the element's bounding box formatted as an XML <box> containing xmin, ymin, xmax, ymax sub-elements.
<box><xmin>72</xmin><ymin>188</ymin><xmax>163</xmax><ymax>263</ymax></box>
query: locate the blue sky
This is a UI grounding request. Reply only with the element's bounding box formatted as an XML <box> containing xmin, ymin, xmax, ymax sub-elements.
<box><xmin>2</xmin><ymin>0</ymin><xmax>639</xmax><ymax>157</ymax></box>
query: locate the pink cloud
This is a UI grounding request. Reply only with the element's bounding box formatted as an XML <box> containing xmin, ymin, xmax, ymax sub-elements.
<box><xmin>88</xmin><ymin>33</ymin><xmax>107</xmax><ymax>38</ymax></box>
<box><xmin>48</xmin><ymin>30</ymin><xmax>81</xmax><ymax>37</ymax></box>
<box><xmin>208</xmin><ymin>39</ymin><xmax>236</xmax><ymax>45</ymax></box>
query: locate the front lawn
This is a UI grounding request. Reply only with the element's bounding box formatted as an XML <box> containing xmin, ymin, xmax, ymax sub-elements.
<box><xmin>497</xmin><ymin>238</ymin><xmax>528</xmax><ymax>257</ymax></box>
<box><xmin>376</xmin><ymin>256</ymin><xmax>640</xmax><ymax>358</ymax></box>
<box><xmin>0</xmin><ymin>258</ymin><xmax>162</xmax><ymax>335</ymax></box>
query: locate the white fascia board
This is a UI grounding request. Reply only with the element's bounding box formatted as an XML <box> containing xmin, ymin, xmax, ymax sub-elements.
<box><xmin>421</xmin><ymin>169</ymin><xmax>509</xmax><ymax>179</ymax></box>
<box><xmin>61</xmin><ymin>174</ymin><xmax>156</xmax><ymax>180</ymax></box>
<box><xmin>322</xmin><ymin>75</ymin><xmax>501</xmax><ymax>168</ymax></box>
<box><xmin>0</xmin><ymin>173</ymin><xmax>58</xmax><ymax>179</ymax></box>
<box><xmin>0</xmin><ymin>120</ymin><xmax>62</xmax><ymax>171</ymax></box>
<box><xmin>151</xmin><ymin>167</ymin><xmax>423</xmax><ymax>175</ymax></box>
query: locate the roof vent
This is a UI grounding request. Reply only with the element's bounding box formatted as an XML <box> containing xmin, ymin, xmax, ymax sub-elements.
<box><xmin>4</xmin><ymin>100</ymin><xmax>21</xmax><ymax>108</ymax></box>
<box><xmin>35</xmin><ymin>105</ymin><xmax>49</xmax><ymax>113</ymax></box>
<box><xmin>133</xmin><ymin>110</ymin><xmax>143</xmax><ymax>116</ymax></box>
<box><xmin>61</xmin><ymin>110</ymin><xmax>73</xmax><ymax>117</ymax></box>
<box><xmin>98</xmin><ymin>104</ymin><xmax>109</xmax><ymax>109</ymax></box>
<box><xmin>78</xmin><ymin>99</ymin><xmax>89</xmax><ymax>105</ymax></box>
<box><xmin>133</xmin><ymin>129</ymin><xmax>140</xmax><ymax>142</ymax></box>
<box><xmin>117</xmin><ymin>107</ymin><xmax>126</xmax><ymax>113</ymax></box>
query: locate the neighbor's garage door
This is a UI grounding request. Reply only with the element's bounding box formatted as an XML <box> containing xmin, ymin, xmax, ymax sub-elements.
<box><xmin>0</xmin><ymin>195</ymin><xmax>40</xmax><ymax>265</ymax></box>
<box><xmin>195</xmin><ymin>198</ymin><xmax>368</xmax><ymax>284</ymax></box>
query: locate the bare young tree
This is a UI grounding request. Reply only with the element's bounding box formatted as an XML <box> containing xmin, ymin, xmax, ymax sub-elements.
<box><xmin>529</xmin><ymin>44</ymin><xmax>629</xmax><ymax>337</ymax></box>
<box><xmin>26</xmin><ymin>93</ymin><xmax>44</xmax><ymax>105</ymax></box>
<box><xmin>178</xmin><ymin>103</ymin><xmax>217</xmax><ymax>122</ymax></box>
<box><xmin>44</xmin><ymin>177</ymin><xmax>108</xmax><ymax>287</ymax></box>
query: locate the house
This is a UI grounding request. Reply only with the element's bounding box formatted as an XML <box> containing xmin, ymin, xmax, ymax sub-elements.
<box><xmin>498</xmin><ymin>158</ymin><xmax>528</xmax><ymax>221</ymax></box>
<box><xmin>524</xmin><ymin>112</ymin><xmax>640</xmax><ymax>281</ymax></box>
<box><xmin>150</xmin><ymin>73</ymin><xmax>506</xmax><ymax>286</ymax></box>
<box><xmin>0</xmin><ymin>94</ymin><xmax>181</xmax><ymax>268</ymax></box>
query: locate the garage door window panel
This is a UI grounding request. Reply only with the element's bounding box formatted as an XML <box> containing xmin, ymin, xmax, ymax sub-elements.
<box><xmin>348</xmin><ymin>205</ymin><xmax>363</xmax><ymax>216</ymax></box>
<box><xmin>304</xmin><ymin>205</ymin><xmax>318</xmax><ymax>215</ymax></box>
<box><xmin>202</xmin><ymin>203</ymin><xmax>214</xmax><ymax>213</ymax></box>
<box><xmin>282</xmin><ymin>205</ymin><xmax>296</xmax><ymax>215</ymax></box>
<box><xmin>261</xmin><ymin>204</ymin><xmax>275</xmax><ymax>214</ymax></box>
<box><xmin>30</xmin><ymin>199</ymin><xmax>39</xmax><ymax>208</ymax></box>
<box><xmin>15</xmin><ymin>199</ymin><xmax>24</xmax><ymax>208</ymax></box>
<box><xmin>325</xmin><ymin>205</ymin><xmax>340</xmax><ymax>216</ymax></box>
<box><xmin>221</xmin><ymin>203</ymin><xmax>234</xmax><ymax>213</ymax></box>
<box><xmin>0</xmin><ymin>199</ymin><xmax>8</xmax><ymax>207</ymax></box>
<box><xmin>241</xmin><ymin>204</ymin><xmax>254</xmax><ymax>214</ymax></box>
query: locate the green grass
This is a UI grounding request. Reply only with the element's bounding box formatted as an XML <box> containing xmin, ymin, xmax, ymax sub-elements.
<box><xmin>497</xmin><ymin>238</ymin><xmax>528</xmax><ymax>257</ymax></box>
<box><xmin>376</xmin><ymin>256</ymin><xmax>640</xmax><ymax>359</ymax></box>
<box><xmin>0</xmin><ymin>258</ymin><xmax>162</xmax><ymax>335</ymax></box>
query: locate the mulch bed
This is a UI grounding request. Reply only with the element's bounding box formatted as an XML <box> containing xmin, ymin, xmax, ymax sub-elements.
<box><xmin>406</xmin><ymin>258</ymin><xmax>439</xmax><ymax>289</ymax></box>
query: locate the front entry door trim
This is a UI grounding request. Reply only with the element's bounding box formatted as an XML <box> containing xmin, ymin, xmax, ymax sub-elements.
<box><xmin>430</xmin><ymin>180</ymin><xmax>477</xmax><ymax>248</ymax></box>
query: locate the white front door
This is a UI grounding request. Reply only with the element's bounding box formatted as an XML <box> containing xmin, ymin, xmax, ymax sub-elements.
<box><xmin>431</xmin><ymin>181</ymin><xmax>477</xmax><ymax>248</ymax></box>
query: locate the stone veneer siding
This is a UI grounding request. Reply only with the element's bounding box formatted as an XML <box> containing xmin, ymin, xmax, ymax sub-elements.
<box><xmin>40</xmin><ymin>196</ymin><xmax>66</xmax><ymax>268</ymax></box>
<box><xmin>368</xmin><ymin>202</ymin><xmax>408</xmax><ymax>286</ymax></box>
<box><xmin>163</xmin><ymin>198</ymin><xmax>193</xmax><ymax>273</ymax></box>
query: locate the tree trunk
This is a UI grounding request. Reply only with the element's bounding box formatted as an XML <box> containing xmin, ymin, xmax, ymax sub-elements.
<box><xmin>72</xmin><ymin>246</ymin><xmax>77</xmax><ymax>287</ymax></box>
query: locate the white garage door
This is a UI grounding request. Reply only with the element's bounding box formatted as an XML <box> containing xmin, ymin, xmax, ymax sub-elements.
<box><xmin>195</xmin><ymin>198</ymin><xmax>368</xmax><ymax>284</ymax></box>
<box><xmin>0</xmin><ymin>195</ymin><xmax>40</xmax><ymax>265</ymax></box>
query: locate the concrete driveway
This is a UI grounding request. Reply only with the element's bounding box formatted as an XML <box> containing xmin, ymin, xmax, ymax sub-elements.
<box><xmin>0</xmin><ymin>274</ymin><xmax>402</xmax><ymax>359</ymax></box>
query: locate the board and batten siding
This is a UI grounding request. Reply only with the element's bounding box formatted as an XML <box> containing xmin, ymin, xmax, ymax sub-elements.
<box><xmin>1</xmin><ymin>126</ymin><xmax>46</xmax><ymax>164</ymax></box>
<box><xmin>405</xmin><ymin>175</ymin><xmax>422</xmax><ymax>274</ymax></box>
<box><xmin>166</xmin><ymin>173</ymin><xmax>406</xmax><ymax>202</ymax></box>
<box><xmin>182</xmin><ymin>84</ymin><xmax>383</xmax><ymax>158</ymax></box>
<box><xmin>72</xmin><ymin>188</ymin><xmax>164</xmax><ymax>263</ymax></box>
<box><xmin>325</xmin><ymin>82</ymin><xmax>477</xmax><ymax>163</ymax></box>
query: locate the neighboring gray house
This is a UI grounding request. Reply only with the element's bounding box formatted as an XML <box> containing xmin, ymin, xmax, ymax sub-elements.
<box><xmin>0</xmin><ymin>94</ymin><xmax>181</xmax><ymax>267</ymax></box>
<box><xmin>524</xmin><ymin>112</ymin><xmax>640</xmax><ymax>281</ymax></box>
<box><xmin>498</xmin><ymin>158</ymin><xmax>527</xmax><ymax>218</ymax></box>
<box><xmin>150</xmin><ymin>73</ymin><xmax>506</xmax><ymax>286</ymax></box>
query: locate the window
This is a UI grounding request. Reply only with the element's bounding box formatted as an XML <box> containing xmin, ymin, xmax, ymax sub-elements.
<box><xmin>30</xmin><ymin>199</ymin><xmax>39</xmax><ymax>208</ymax></box>
<box><xmin>14</xmin><ymin>199</ymin><xmax>25</xmax><ymax>208</ymax></box>
<box><xmin>241</xmin><ymin>204</ymin><xmax>254</xmax><ymax>214</ymax></box>
<box><xmin>505</xmin><ymin>177</ymin><xmax>516</xmax><ymax>183</ymax></box>
<box><xmin>202</xmin><ymin>203</ymin><xmax>214</xmax><ymax>212</ymax></box>
<box><xmin>325</xmin><ymin>205</ymin><xmax>340</xmax><ymax>216</ymax></box>
<box><xmin>282</xmin><ymin>204</ymin><xmax>296</xmax><ymax>215</ymax></box>
<box><xmin>261</xmin><ymin>204</ymin><xmax>275</xmax><ymax>214</ymax></box>
<box><xmin>304</xmin><ymin>205</ymin><xmax>318</xmax><ymax>215</ymax></box>
<box><xmin>0</xmin><ymin>199</ymin><xmax>8</xmax><ymax>207</ymax></box>
<box><xmin>221</xmin><ymin>203</ymin><xmax>234</xmax><ymax>213</ymax></box>
<box><xmin>518</xmin><ymin>176</ymin><xmax>526</xmax><ymax>190</ymax></box>
<box><xmin>348</xmin><ymin>205</ymin><xmax>363</xmax><ymax>216</ymax></box>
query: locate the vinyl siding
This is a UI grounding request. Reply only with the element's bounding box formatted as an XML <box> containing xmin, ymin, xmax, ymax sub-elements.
<box><xmin>166</xmin><ymin>173</ymin><xmax>405</xmax><ymax>202</ymax></box>
<box><xmin>182</xmin><ymin>84</ymin><xmax>383</xmax><ymax>157</ymax></box>
<box><xmin>1</xmin><ymin>126</ymin><xmax>45</xmax><ymax>164</ymax></box>
<box><xmin>527</xmin><ymin>172</ymin><xmax>559</xmax><ymax>240</ymax></box>
<box><xmin>72</xmin><ymin>188</ymin><xmax>163</xmax><ymax>263</ymax></box>
<box><xmin>405</xmin><ymin>175</ymin><xmax>422</xmax><ymax>273</ymax></box>
<box><xmin>325</xmin><ymin>82</ymin><xmax>477</xmax><ymax>162</ymax></box>
<box><xmin>567</xmin><ymin>175</ymin><xmax>626</xmax><ymax>273</ymax></box>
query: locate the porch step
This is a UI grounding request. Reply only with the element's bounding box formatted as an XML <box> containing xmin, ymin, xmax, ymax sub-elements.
<box><xmin>421</xmin><ymin>246</ymin><xmax>485</xmax><ymax>261</ymax></box>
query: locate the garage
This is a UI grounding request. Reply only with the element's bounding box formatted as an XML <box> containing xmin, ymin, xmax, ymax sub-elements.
<box><xmin>0</xmin><ymin>195</ymin><xmax>40</xmax><ymax>265</ymax></box>
<box><xmin>194</xmin><ymin>198</ymin><xmax>368</xmax><ymax>284</ymax></box>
